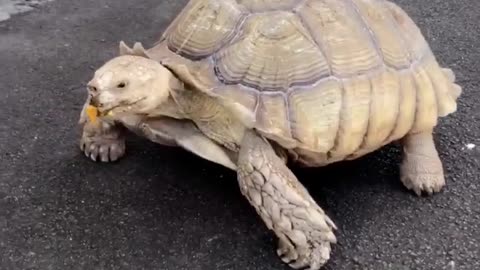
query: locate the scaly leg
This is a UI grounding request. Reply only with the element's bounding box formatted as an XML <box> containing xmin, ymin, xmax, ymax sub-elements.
<box><xmin>400</xmin><ymin>130</ymin><xmax>445</xmax><ymax>196</ymax></box>
<box><xmin>78</xmin><ymin>98</ymin><xmax>125</xmax><ymax>162</ymax></box>
<box><xmin>237</xmin><ymin>130</ymin><xmax>337</xmax><ymax>270</ymax></box>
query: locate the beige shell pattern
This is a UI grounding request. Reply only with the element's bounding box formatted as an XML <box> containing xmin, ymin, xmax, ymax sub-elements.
<box><xmin>145</xmin><ymin>0</ymin><xmax>462</xmax><ymax>163</ymax></box>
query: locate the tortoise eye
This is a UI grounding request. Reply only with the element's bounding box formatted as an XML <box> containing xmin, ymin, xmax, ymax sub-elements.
<box><xmin>117</xmin><ymin>82</ymin><xmax>126</xmax><ymax>88</ymax></box>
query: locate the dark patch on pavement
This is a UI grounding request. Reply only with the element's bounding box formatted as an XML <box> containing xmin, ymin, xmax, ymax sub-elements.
<box><xmin>0</xmin><ymin>0</ymin><xmax>479</xmax><ymax>269</ymax></box>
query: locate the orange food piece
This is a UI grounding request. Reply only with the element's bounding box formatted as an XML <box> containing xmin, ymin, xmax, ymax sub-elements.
<box><xmin>86</xmin><ymin>105</ymin><xmax>99</xmax><ymax>123</ymax></box>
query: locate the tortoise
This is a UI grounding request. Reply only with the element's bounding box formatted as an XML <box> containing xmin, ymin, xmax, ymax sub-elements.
<box><xmin>78</xmin><ymin>0</ymin><xmax>462</xmax><ymax>268</ymax></box>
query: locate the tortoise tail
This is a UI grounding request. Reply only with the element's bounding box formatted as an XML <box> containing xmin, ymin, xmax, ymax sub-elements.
<box><xmin>434</xmin><ymin>67</ymin><xmax>462</xmax><ymax>117</ymax></box>
<box><xmin>442</xmin><ymin>68</ymin><xmax>462</xmax><ymax>100</ymax></box>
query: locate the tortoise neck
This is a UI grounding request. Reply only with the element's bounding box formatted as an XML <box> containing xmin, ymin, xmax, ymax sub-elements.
<box><xmin>144</xmin><ymin>72</ymin><xmax>186</xmax><ymax>119</ymax></box>
<box><xmin>168</xmin><ymin>84</ymin><xmax>221</xmax><ymax>121</ymax></box>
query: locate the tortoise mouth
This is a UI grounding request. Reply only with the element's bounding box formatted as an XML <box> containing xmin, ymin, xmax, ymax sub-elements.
<box><xmin>98</xmin><ymin>97</ymin><xmax>147</xmax><ymax>117</ymax></box>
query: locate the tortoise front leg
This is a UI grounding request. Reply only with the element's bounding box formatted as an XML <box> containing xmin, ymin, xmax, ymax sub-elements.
<box><xmin>237</xmin><ymin>130</ymin><xmax>337</xmax><ymax>270</ymax></box>
<box><xmin>78</xmin><ymin>97</ymin><xmax>126</xmax><ymax>162</ymax></box>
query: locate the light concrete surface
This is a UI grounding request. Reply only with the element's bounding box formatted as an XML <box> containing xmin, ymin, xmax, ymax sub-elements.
<box><xmin>0</xmin><ymin>0</ymin><xmax>51</xmax><ymax>21</ymax></box>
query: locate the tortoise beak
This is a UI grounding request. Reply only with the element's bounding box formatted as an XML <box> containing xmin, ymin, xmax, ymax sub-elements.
<box><xmin>87</xmin><ymin>90</ymin><xmax>115</xmax><ymax>117</ymax></box>
<box><xmin>89</xmin><ymin>95</ymin><xmax>102</xmax><ymax>108</ymax></box>
<box><xmin>87</xmin><ymin>80</ymin><xmax>106</xmax><ymax>110</ymax></box>
<box><xmin>86</xmin><ymin>96</ymin><xmax>114</xmax><ymax>123</ymax></box>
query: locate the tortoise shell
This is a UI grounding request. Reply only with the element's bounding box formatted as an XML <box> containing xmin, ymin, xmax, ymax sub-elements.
<box><xmin>141</xmin><ymin>0</ymin><xmax>461</xmax><ymax>163</ymax></box>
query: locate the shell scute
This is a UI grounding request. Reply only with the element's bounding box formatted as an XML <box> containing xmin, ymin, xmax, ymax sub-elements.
<box><xmin>163</xmin><ymin>0</ymin><xmax>246</xmax><ymax>60</ymax></box>
<box><xmin>288</xmin><ymin>80</ymin><xmax>342</xmax><ymax>152</ymax></box>
<box><xmin>362</xmin><ymin>70</ymin><xmax>401</xmax><ymax>148</ymax></box>
<box><xmin>349</xmin><ymin>0</ymin><xmax>413</xmax><ymax>68</ymax></box>
<box><xmin>214</xmin><ymin>11</ymin><xmax>329</xmax><ymax>91</ymax></box>
<box><xmin>297</xmin><ymin>0</ymin><xmax>382</xmax><ymax>76</ymax></box>
<box><xmin>384</xmin><ymin>1</ymin><xmax>427</xmax><ymax>60</ymax></box>
<box><xmin>256</xmin><ymin>93</ymin><xmax>293</xmax><ymax>144</ymax></box>
<box><xmin>386</xmin><ymin>70</ymin><xmax>416</xmax><ymax>141</ymax></box>
<box><xmin>236</xmin><ymin>0</ymin><xmax>299</xmax><ymax>12</ymax></box>
<box><xmin>328</xmin><ymin>76</ymin><xmax>370</xmax><ymax>159</ymax></box>
<box><xmin>410</xmin><ymin>63</ymin><xmax>439</xmax><ymax>133</ymax></box>
<box><xmin>341</xmin><ymin>69</ymin><xmax>402</xmax><ymax>159</ymax></box>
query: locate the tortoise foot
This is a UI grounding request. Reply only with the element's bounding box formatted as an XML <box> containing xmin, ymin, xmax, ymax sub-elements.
<box><xmin>400</xmin><ymin>154</ymin><xmax>445</xmax><ymax>196</ymax></box>
<box><xmin>277</xmin><ymin>230</ymin><xmax>334</xmax><ymax>270</ymax></box>
<box><xmin>80</xmin><ymin>120</ymin><xmax>125</xmax><ymax>163</ymax></box>
<box><xmin>400</xmin><ymin>131</ymin><xmax>445</xmax><ymax>196</ymax></box>
<box><xmin>80</xmin><ymin>134</ymin><xmax>125</xmax><ymax>163</ymax></box>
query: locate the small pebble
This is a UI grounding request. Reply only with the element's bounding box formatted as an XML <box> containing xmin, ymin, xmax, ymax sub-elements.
<box><xmin>466</xmin><ymin>143</ymin><xmax>475</xmax><ymax>150</ymax></box>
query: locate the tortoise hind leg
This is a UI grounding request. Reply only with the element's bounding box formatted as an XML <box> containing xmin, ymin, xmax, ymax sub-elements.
<box><xmin>400</xmin><ymin>129</ymin><xmax>445</xmax><ymax>196</ymax></box>
<box><xmin>237</xmin><ymin>130</ymin><xmax>337</xmax><ymax>270</ymax></box>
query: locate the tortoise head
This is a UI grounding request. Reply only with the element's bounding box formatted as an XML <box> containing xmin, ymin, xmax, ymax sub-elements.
<box><xmin>86</xmin><ymin>54</ymin><xmax>174</xmax><ymax>120</ymax></box>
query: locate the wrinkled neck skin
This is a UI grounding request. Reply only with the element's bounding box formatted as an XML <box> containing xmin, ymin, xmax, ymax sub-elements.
<box><xmin>116</xmin><ymin>73</ymin><xmax>240</xmax><ymax>169</ymax></box>
<box><xmin>145</xmin><ymin>74</ymin><xmax>187</xmax><ymax>119</ymax></box>
<box><xmin>146</xmin><ymin>74</ymin><xmax>223</xmax><ymax>123</ymax></box>
<box><xmin>167</xmin><ymin>82</ymin><xmax>247</xmax><ymax>152</ymax></box>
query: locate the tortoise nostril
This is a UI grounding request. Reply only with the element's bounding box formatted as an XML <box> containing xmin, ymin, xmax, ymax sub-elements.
<box><xmin>88</xmin><ymin>84</ymin><xmax>98</xmax><ymax>93</ymax></box>
<box><xmin>87</xmin><ymin>81</ymin><xmax>99</xmax><ymax>93</ymax></box>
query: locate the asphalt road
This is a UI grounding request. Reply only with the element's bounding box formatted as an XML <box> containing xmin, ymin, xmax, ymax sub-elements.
<box><xmin>0</xmin><ymin>0</ymin><xmax>479</xmax><ymax>269</ymax></box>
